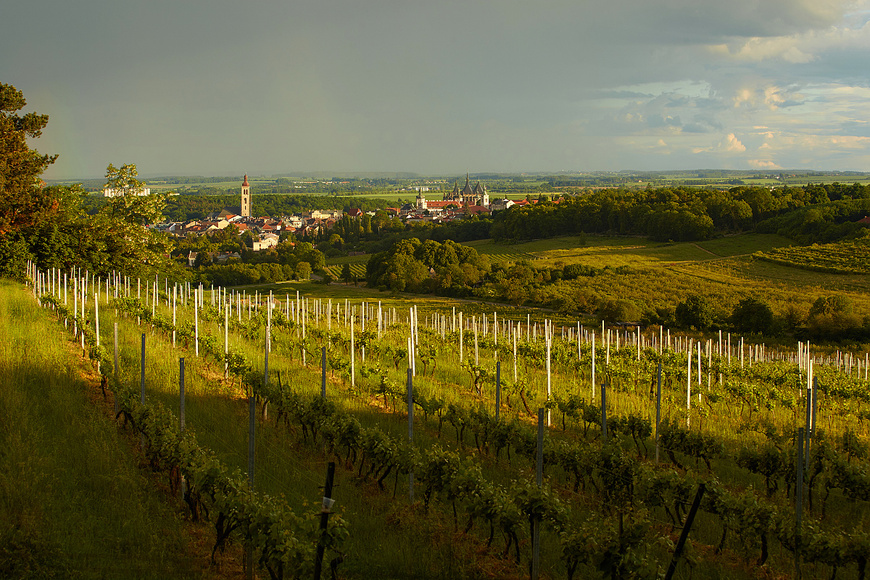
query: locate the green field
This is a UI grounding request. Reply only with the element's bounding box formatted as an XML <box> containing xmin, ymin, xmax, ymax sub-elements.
<box><xmin>472</xmin><ymin>233</ymin><xmax>792</xmax><ymax>268</ymax></box>
<box><xmin>0</xmin><ymin>282</ymin><xmax>206</xmax><ymax>579</ymax></box>
<box><xmin>323</xmin><ymin>262</ymin><xmax>367</xmax><ymax>280</ymax></box>
<box><xmin>325</xmin><ymin>232</ymin><xmax>869</xmax><ymax>326</ymax></box>
<box><xmin>326</xmin><ymin>253</ymin><xmax>371</xmax><ymax>265</ymax></box>
<box><xmin>755</xmin><ymin>238</ymin><xmax>870</xmax><ymax>275</ymax></box>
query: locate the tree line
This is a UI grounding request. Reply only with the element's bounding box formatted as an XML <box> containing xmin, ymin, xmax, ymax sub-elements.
<box><xmin>490</xmin><ymin>184</ymin><xmax>870</xmax><ymax>243</ymax></box>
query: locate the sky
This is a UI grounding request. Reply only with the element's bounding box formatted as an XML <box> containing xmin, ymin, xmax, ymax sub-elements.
<box><xmin>3</xmin><ymin>0</ymin><xmax>870</xmax><ymax>179</ymax></box>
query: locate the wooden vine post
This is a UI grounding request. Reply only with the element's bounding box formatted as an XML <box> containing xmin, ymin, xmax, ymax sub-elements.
<box><xmin>495</xmin><ymin>361</ymin><xmax>501</xmax><ymax>421</ymax></box>
<box><xmin>532</xmin><ymin>408</ymin><xmax>544</xmax><ymax>580</ymax></box>
<box><xmin>113</xmin><ymin>322</ymin><xmax>119</xmax><ymax>416</ymax></box>
<box><xmin>313</xmin><ymin>462</ymin><xmax>337</xmax><ymax>580</ymax></box>
<box><xmin>664</xmin><ymin>483</ymin><xmax>706</xmax><ymax>580</ymax></box>
<box><xmin>796</xmin><ymin>427</ymin><xmax>805</xmax><ymax>580</ymax></box>
<box><xmin>179</xmin><ymin>357</ymin><xmax>186</xmax><ymax>499</ymax></box>
<box><xmin>655</xmin><ymin>363</ymin><xmax>662</xmax><ymax>463</ymax></box>
<box><xmin>407</xmin><ymin>368</ymin><xmax>414</xmax><ymax>502</ymax></box>
<box><xmin>321</xmin><ymin>346</ymin><xmax>327</xmax><ymax>398</ymax></box>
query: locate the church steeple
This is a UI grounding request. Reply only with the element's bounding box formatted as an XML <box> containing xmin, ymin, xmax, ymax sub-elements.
<box><xmin>241</xmin><ymin>174</ymin><xmax>251</xmax><ymax>217</ymax></box>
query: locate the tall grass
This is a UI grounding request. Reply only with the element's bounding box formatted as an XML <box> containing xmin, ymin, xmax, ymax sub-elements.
<box><xmin>0</xmin><ymin>281</ymin><xmax>201</xmax><ymax>580</ymax></box>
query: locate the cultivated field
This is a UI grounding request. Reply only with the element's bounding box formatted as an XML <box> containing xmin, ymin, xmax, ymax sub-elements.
<box><xmin>22</xmin><ymin>264</ymin><xmax>870</xmax><ymax>579</ymax></box>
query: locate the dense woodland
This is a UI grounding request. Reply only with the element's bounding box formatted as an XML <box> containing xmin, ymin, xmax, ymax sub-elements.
<box><xmin>489</xmin><ymin>184</ymin><xmax>870</xmax><ymax>242</ymax></box>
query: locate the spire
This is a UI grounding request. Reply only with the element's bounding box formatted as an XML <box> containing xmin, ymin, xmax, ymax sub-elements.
<box><xmin>461</xmin><ymin>173</ymin><xmax>474</xmax><ymax>196</ymax></box>
<box><xmin>243</xmin><ymin>174</ymin><xmax>249</xmax><ymax>187</ymax></box>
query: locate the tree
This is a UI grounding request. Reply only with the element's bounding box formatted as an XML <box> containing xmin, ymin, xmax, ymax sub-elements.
<box><xmin>730</xmin><ymin>297</ymin><xmax>775</xmax><ymax>335</ymax></box>
<box><xmin>341</xmin><ymin>263</ymin><xmax>353</xmax><ymax>285</ymax></box>
<box><xmin>296</xmin><ymin>261</ymin><xmax>312</xmax><ymax>280</ymax></box>
<box><xmin>104</xmin><ymin>163</ymin><xmax>165</xmax><ymax>225</ymax></box>
<box><xmin>0</xmin><ymin>83</ymin><xmax>61</xmax><ymax>277</ymax></box>
<box><xmin>598</xmin><ymin>298</ymin><xmax>642</xmax><ymax>323</ymax></box>
<box><xmin>805</xmin><ymin>295</ymin><xmax>862</xmax><ymax>339</ymax></box>
<box><xmin>0</xmin><ymin>84</ymin><xmax>58</xmax><ymax>236</ymax></box>
<box><xmin>675</xmin><ymin>295</ymin><xmax>716</xmax><ymax>330</ymax></box>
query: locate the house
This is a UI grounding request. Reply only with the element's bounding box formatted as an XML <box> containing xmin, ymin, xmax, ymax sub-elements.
<box><xmin>311</xmin><ymin>209</ymin><xmax>342</xmax><ymax>220</ymax></box>
<box><xmin>490</xmin><ymin>198</ymin><xmax>516</xmax><ymax>212</ymax></box>
<box><xmin>214</xmin><ymin>252</ymin><xmax>241</xmax><ymax>263</ymax></box>
<box><xmin>284</xmin><ymin>216</ymin><xmax>304</xmax><ymax>229</ymax></box>
<box><xmin>464</xmin><ymin>205</ymin><xmax>491</xmax><ymax>216</ymax></box>
<box><xmin>201</xmin><ymin>218</ymin><xmax>231</xmax><ymax>232</ymax></box>
<box><xmin>252</xmin><ymin>233</ymin><xmax>280</xmax><ymax>252</ymax></box>
<box><xmin>187</xmin><ymin>251</ymin><xmax>198</xmax><ymax>267</ymax></box>
<box><xmin>346</xmin><ymin>208</ymin><xmax>363</xmax><ymax>218</ymax></box>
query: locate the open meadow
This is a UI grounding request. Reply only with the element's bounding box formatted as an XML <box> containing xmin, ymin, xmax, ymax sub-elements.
<box><xmin>327</xmin><ymin>233</ymin><xmax>870</xmax><ymax>332</ymax></box>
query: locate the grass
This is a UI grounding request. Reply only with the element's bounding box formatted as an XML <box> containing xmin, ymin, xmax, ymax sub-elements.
<box><xmin>696</xmin><ymin>233</ymin><xmax>793</xmax><ymax>256</ymax></box>
<box><xmin>458</xmin><ymin>233</ymin><xmax>870</xmax><ymax>324</ymax></box>
<box><xmin>325</xmin><ymin>254</ymin><xmax>370</xmax><ymax>265</ymax></box>
<box><xmin>755</xmin><ymin>238</ymin><xmax>870</xmax><ymax>275</ymax></box>
<box><xmin>302</xmin><ymin>229</ymin><xmax>869</xmax><ymax>333</ymax></box>
<box><xmin>464</xmin><ymin>233</ymin><xmax>793</xmax><ymax>270</ymax></box>
<box><xmin>0</xmin><ymin>281</ymin><xmax>204</xmax><ymax>580</ymax></box>
<box><xmin>323</xmin><ymin>263</ymin><xmax>367</xmax><ymax>280</ymax></box>
<box><xmin>488</xmin><ymin>233</ymin><xmax>792</xmax><ymax>269</ymax></box>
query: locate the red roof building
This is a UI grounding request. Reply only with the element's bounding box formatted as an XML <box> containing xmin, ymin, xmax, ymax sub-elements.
<box><xmin>464</xmin><ymin>205</ymin><xmax>491</xmax><ymax>216</ymax></box>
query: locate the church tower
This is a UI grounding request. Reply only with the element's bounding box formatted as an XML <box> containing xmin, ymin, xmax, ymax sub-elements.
<box><xmin>241</xmin><ymin>174</ymin><xmax>251</xmax><ymax>217</ymax></box>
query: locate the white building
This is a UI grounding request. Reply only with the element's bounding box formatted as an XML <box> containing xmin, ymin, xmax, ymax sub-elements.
<box><xmin>490</xmin><ymin>198</ymin><xmax>516</xmax><ymax>212</ymax></box>
<box><xmin>104</xmin><ymin>186</ymin><xmax>151</xmax><ymax>198</ymax></box>
<box><xmin>252</xmin><ymin>233</ymin><xmax>280</xmax><ymax>252</ymax></box>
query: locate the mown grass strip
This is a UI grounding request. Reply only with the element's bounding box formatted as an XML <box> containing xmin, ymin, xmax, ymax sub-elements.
<box><xmin>0</xmin><ymin>280</ymin><xmax>203</xmax><ymax>580</ymax></box>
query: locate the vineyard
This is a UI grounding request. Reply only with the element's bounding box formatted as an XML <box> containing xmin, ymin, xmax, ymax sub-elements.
<box><xmin>24</xmin><ymin>265</ymin><xmax>870</xmax><ymax>579</ymax></box>
<box><xmin>323</xmin><ymin>263</ymin><xmax>367</xmax><ymax>281</ymax></box>
<box><xmin>755</xmin><ymin>238</ymin><xmax>870</xmax><ymax>275</ymax></box>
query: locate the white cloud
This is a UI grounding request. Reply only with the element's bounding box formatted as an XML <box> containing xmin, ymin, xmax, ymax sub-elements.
<box><xmin>749</xmin><ymin>159</ymin><xmax>782</xmax><ymax>169</ymax></box>
<box><xmin>709</xmin><ymin>39</ymin><xmax>815</xmax><ymax>63</ymax></box>
<box><xmin>723</xmin><ymin>133</ymin><xmax>747</xmax><ymax>152</ymax></box>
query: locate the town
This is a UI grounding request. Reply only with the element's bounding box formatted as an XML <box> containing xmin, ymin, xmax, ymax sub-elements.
<box><xmin>146</xmin><ymin>174</ymin><xmax>531</xmax><ymax>265</ymax></box>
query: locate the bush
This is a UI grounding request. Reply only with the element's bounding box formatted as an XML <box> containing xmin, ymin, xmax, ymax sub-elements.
<box><xmin>730</xmin><ymin>297</ymin><xmax>775</xmax><ymax>335</ymax></box>
<box><xmin>675</xmin><ymin>294</ymin><xmax>716</xmax><ymax>330</ymax></box>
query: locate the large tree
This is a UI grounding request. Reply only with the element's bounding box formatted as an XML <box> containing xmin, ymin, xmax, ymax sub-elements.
<box><xmin>104</xmin><ymin>162</ymin><xmax>165</xmax><ymax>225</ymax></box>
<box><xmin>91</xmin><ymin>162</ymin><xmax>175</xmax><ymax>276</ymax></box>
<box><xmin>0</xmin><ymin>83</ymin><xmax>63</xmax><ymax>277</ymax></box>
<box><xmin>0</xmin><ymin>84</ymin><xmax>58</xmax><ymax>236</ymax></box>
